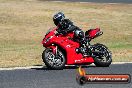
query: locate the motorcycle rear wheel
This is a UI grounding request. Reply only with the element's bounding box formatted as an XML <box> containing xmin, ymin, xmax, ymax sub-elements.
<box><xmin>92</xmin><ymin>43</ymin><xmax>112</xmax><ymax>67</ymax></box>
<box><xmin>42</xmin><ymin>48</ymin><xmax>66</xmax><ymax>70</ymax></box>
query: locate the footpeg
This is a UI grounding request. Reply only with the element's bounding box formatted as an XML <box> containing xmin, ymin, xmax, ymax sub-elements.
<box><xmin>76</xmin><ymin>47</ymin><xmax>85</xmax><ymax>54</ymax></box>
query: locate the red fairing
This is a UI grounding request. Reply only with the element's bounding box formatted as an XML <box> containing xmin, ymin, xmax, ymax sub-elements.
<box><xmin>86</xmin><ymin>28</ymin><xmax>101</xmax><ymax>39</ymax></box>
<box><xmin>41</xmin><ymin>27</ymin><xmax>57</xmax><ymax>45</ymax></box>
<box><xmin>42</xmin><ymin>27</ymin><xmax>94</xmax><ymax>65</ymax></box>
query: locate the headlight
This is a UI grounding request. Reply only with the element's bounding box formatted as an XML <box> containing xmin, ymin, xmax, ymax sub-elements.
<box><xmin>44</xmin><ymin>36</ymin><xmax>53</xmax><ymax>43</ymax></box>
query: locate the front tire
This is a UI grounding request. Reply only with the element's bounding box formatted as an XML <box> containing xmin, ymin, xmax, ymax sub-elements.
<box><xmin>42</xmin><ymin>48</ymin><xmax>66</xmax><ymax>70</ymax></box>
<box><xmin>92</xmin><ymin>43</ymin><xmax>112</xmax><ymax>67</ymax></box>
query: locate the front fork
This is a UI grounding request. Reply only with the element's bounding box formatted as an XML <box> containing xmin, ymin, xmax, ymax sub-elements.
<box><xmin>55</xmin><ymin>46</ymin><xmax>58</xmax><ymax>56</ymax></box>
<box><xmin>47</xmin><ymin>45</ymin><xmax>59</xmax><ymax>63</ymax></box>
<box><xmin>48</xmin><ymin>45</ymin><xmax>58</xmax><ymax>55</ymax></box>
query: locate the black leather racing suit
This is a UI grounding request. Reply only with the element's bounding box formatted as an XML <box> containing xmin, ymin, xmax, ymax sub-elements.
<box><xmin>57</xmin><ymin>19</ymin><xmax>87</xmax><ymax>48</ymax></box>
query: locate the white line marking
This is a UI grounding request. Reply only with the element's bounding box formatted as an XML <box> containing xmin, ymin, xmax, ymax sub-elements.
<box><xmin>0</xmin><ymin>66</ymin><xmax>43</xmax><ymax>71</ymax></box>
<box><xmin>112</xmin><ymin>62</ymin><xmax>132</xmax><ymax>64</ymax></box>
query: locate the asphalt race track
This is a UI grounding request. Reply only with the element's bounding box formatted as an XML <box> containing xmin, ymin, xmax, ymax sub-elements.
<box><xmin>45</xmin><ymin>0</ymin><xmax>132</xmax><ymax>3</ymax></box>
<box><xmin>0</xmin><ymin>64</ymin><xmax>132</xmax><ymax>88</ymax></box>
<box><xmin>1</xmin><ymin>0</ymin><xmax>132</xmax><ymax>87</ymax></box>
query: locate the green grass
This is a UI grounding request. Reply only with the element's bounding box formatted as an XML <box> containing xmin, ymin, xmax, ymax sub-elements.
<box><xmin>0</xmin><ymin>0</ymin><xmax>132</xmax><ymax>67</ymax></box>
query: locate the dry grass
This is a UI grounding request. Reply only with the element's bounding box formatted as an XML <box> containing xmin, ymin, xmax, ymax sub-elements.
<box><xmin>0</xmin><ymin>0</ymin><xmax>132</xmax><ymax>67</ymax></box>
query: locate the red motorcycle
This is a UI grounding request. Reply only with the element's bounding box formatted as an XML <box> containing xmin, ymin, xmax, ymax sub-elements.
<box><xmin>42</xmin><ymin>27</ymin><xmax>112</xmax><ymax>69</ymax></box>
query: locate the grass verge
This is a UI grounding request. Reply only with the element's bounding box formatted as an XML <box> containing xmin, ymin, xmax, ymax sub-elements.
<box><xmin>0</xmin><ymin>0</ymin><xmax>132</xmax><ymax>67</ymax></box>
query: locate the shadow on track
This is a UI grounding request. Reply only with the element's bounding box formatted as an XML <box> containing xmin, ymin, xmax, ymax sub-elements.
<box><xmin>31</xmin><ymin>65</ymin><xmax>96</xmax><ymax>70</ymax></box>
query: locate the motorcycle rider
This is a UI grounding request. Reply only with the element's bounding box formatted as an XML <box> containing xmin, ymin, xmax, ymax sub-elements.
<box><xmin>53</xmin><ymin>12</ymin><xmax>88</xmax><ymax>56</ymax></box>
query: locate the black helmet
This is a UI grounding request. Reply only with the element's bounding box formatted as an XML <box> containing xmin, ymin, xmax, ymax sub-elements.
<box><xmin>53</xmin><ymin>12</ymin><xmax>65</xmax><ymax>26</ymax></box>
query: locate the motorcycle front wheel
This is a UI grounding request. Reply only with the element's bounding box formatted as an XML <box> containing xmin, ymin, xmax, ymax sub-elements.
<box><xmin>92</xmin><ymin>43</ymin><xmax>112</xmax><ymax>67</ymax></box>
<box><xmin>42</xmin><ymin>48</ymin><xmax>66</xmax><ymax>70</ymax></box>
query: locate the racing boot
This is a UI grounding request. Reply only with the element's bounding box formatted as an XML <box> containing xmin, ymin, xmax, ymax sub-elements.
<box><xmin>76</xmin><ymin>38</ymin><xmax>88</xmax><ymax>57</ymax></box>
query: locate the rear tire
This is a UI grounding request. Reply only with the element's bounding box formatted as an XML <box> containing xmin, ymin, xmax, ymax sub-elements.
<box><xmin>93</xmin><ymin>43</ymin><xmax>112</xmax><ymax>67</ymax></box>
<box><xmin>42</xmin><ymin>48</ymin><xmax>66</xmax><ymax>70</ymax></box>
